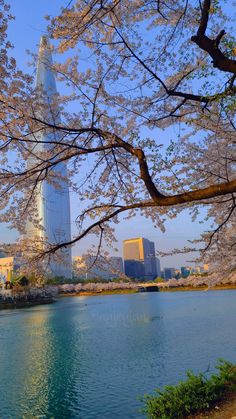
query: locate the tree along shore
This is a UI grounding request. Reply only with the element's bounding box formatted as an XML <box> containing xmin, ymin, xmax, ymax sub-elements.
<box><xmin>55</xmin><ymin>281</ymin><xmax>236</xmax><ymax>297</ymax></box>
<box><xmin>1</xmin><ymin>280</ymin><xmax>235</xmax><ymax>310</ymax></box>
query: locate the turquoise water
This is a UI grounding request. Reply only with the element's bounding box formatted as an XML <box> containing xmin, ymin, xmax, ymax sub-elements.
<box><xmin>0</xmin><ymin>290</ymin><xmax>235</xmax><ymax>418</ymax></box>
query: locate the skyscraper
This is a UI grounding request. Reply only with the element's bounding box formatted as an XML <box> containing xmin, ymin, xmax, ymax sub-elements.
<box><xmin>123</xmin><ymin>237</ymin><xmax>157</xmax><ymax>281</ymax></box>
<box><xmin>25</xmin><ymin>36</ymin><xmax>72</xmax><ymax>279</ymax></box>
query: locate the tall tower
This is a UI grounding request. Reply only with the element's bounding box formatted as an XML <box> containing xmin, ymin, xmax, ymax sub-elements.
<box><xmin>26</xmin><ymin>36</ymin><xmax>72</xmax><ymax>279</ymax></box>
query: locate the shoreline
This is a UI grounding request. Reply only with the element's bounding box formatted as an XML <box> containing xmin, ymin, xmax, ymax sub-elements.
<box><xmin>159</xmin><ymin>284</ymin><xmax>236</xmax><ymax>292</ymax></box>
<box><xmin>59</xmin><ymin>288</ymin><xmax>138</xmax><ymax>297</ymax></box>
<box><xmin>0</xmin><ymin>287</ymin><xmax>56</xmax><ymax>310</ymax></box>
<box><xmin>0</xmin><ymin>283</ymin><xmax>235</xmax><ymax>309</ymax></box>
<box><xmin>0</xmin><ymin>297</ymin><xmax>55</xmax><ymax>310</ymax></box>
<box><xmin>58</xmin><ymin>283</ymin><xmax>236</xmax><ymax>298</ymax></box>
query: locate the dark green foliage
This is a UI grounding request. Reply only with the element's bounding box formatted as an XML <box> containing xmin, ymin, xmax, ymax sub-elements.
<box><xmin>12</xmin><ymin>275</ymin><xmax>30</xmax><ymax>286</ymax></box>
<box><xmin>17</xmin><ymin>276</ymin><xmax>29</xmax><ymax>286</ymax></box>
<box><xmin>154</xmin><ymin>277</ymin><xmax>165</xmax><ymax>283</ymax></box>
<box><xmin>46</xmin><ymin>276</ymin><xmax>72</xmax><ymax>285</ymax></box>
<box><xmin>143</xmin><ymin>360</ymin><xmax>236</xmax><ymax>419</ymax></box>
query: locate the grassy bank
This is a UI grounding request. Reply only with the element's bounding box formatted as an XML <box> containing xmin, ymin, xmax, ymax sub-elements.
<box><xmin>143</xmin><ymin>360</ymin><xmax>236</xmax><ymax>419</ymax></box>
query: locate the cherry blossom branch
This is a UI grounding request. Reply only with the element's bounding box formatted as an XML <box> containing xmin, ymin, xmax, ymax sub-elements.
<box><xmin>41</xmin><ymin>178</ymin><xmax>236</xmax><ymax>254</ymax></box>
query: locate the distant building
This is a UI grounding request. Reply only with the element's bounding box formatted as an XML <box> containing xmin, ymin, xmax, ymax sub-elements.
<box><xmin>0</xmin><ymin>257</ymin><xmax>21</xmax><ymax>282</ymax></box>
<box><xmin>73</xmin><ymin>255</ymin><xmax>124</xmax><ymax>280</ymax></box>
<box><xmin>163</xmin><ymin>268</ymin><xmax>176</xmax><ymax>280</ymax></box>
<box><xmin>123</xmin><ymin>238</ymin><xmax>157</xmax><ymax>281</ymax></box>
<box><xmin>190</xmin><ymin>264</ymin><xmax>209</xmax><ymax>275</ymax></box>
<box><xmin>156</xmin><ymin>258</ymin><xmax>161</xmax><ymax>277</ymax></box>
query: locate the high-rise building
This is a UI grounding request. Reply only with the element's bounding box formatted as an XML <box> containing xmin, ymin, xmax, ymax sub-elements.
<box><xmin>123</xmin><ymin>238</ymin><xmax>157</xmax><ymax>281</ymax></box>
<box><xmin>0</xmin><ymin>257</ymin><xmax>21</xmax><ymax>282</ymax></box>
<box><xmin>25</xmin><ymin>37</ymin><xmax>72</xmax><ymax>279</ymax></box>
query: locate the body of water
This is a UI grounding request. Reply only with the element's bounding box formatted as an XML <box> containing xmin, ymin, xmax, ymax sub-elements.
<box><xmin>0</xmin><ymin>290</ymin><xmax>235</xmax><ymax>418</ymax></box>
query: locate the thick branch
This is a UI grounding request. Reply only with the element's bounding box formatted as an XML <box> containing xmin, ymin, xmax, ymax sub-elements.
<box><xmin>192</xmin><ymin>0</ymin><xmax>236</xmax><ymax>74</ymax></box>
<box><xmin>43</xmin><ymin>179</ymin><xmax>236</xmax><ymax>254</ymax></box>
<box><xmin>197</xmin><ymin>0</ymin><xmax>210</xmax><ymax>36</ymax></box>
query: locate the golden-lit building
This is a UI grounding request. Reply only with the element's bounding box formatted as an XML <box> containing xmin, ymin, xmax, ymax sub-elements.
<box><xmin>0</xmin><ymin>257</ymin><xmax>21</xmax><ymax>282</ymax></box>
<box><xmin>123</xmin><ymin>237</ymin><xmax>157</xmax><ymax>281</ymax></box>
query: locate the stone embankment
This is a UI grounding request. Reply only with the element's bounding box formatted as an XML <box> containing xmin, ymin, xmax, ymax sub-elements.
<box><xmin>0</xmin><ymin>287</ymin><xmax>55</xmax><ymax>309</ymax></box>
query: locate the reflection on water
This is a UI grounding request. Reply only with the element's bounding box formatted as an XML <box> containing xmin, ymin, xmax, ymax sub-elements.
<box><xmin>0</xmin><ymin>290</ymin><xmax>235</xmax><ymax>418</ymax></box>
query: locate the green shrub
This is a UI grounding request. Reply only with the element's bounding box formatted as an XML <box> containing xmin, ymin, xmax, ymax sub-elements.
<box><xmin>154</xmin><ymin>277</ymin><xmax>165</xmax><ymax>283</ymax></box>
<box><xmin>143</xmin><ymin>360</ymin><xmax>236</xmax><ymax>419</ymax></box>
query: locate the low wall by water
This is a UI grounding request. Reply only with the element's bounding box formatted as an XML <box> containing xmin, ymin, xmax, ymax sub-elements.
<box><xmin>0</xmin><ymin>287</ymin><xmax>55</xmax><ymax>309</ymax></box>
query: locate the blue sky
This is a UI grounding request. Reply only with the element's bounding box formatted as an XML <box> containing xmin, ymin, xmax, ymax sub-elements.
<box><xmin>1</xmin><ymin>0</ymin><xmax>209</xmax><ymax>269</ymax></box>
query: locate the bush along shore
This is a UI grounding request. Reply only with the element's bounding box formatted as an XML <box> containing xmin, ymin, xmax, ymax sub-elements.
<box><xmin>143</xmin><ymin>360</ymin><xmax>236</xmax><ymax>419</ymax></box>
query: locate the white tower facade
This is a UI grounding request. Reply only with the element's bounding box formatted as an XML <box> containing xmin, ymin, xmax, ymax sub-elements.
<box><xmin>26</xmin><ymin>36</ymin><xmax>72</xmax><ymax>279</ymax></box>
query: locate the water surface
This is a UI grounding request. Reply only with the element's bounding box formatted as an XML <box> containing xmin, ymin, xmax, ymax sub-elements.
<box><xmin>0</xmin><ymin>290</ymin><xmax>235</xmax><ymax>418</ymax></box>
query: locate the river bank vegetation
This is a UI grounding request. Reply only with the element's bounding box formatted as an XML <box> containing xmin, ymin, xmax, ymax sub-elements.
<box><xmin>143</xmin><ymin>360</ymin><xmax>236</xmax><ymax>419</ymax></box>
<box><xmin>1</xmin><ymin>276</ymin><xmax>235</xmax><ymax>307</ymax></box>
<box><xmin>55</xmin><ymin>280</ymin><xmax>236</xmax><ymax>297</ymax></box>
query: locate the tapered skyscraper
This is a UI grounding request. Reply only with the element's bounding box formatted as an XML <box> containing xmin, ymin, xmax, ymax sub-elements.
<box><xmin>26</xmin><ymin>36</ymin><xmax>72</xmax><ymax>279</ymax></box>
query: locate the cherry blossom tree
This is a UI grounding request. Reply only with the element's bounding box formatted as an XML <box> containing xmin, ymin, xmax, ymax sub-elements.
<box><xmin>0</xmin><ymin>0</ymin><xmax>236</xmax><ymax>277</ymax></box>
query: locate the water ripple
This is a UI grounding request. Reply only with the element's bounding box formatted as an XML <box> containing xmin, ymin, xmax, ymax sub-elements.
<box><xmin>0</xmin><ymin>291</ymin><xmax>235</xmax><ymax>418</ymax></box>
